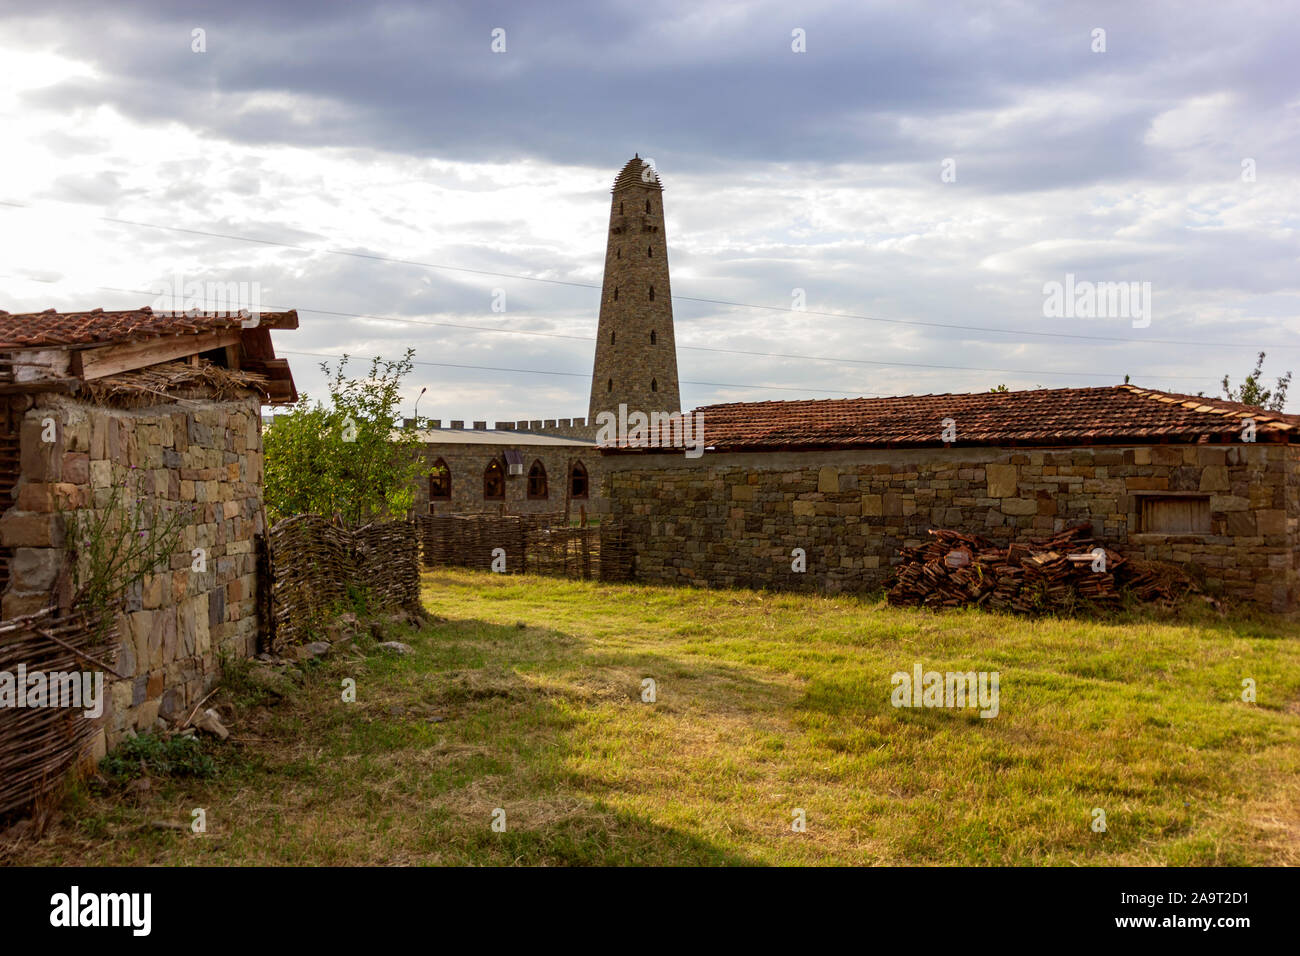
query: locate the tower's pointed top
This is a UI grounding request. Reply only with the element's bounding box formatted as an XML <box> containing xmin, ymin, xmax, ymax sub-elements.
<box><xmin>612</xmin><ymin>155</ymin><xmax>662</xmax><ymax>192</ymax></box>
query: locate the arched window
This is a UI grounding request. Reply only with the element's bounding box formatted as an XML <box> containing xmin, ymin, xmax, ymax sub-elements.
<box><xmin>649</xmin><ymin>330</ymin><xmax>656</xmax><ymax>344</ymax></box>
<box><xmin>651</xmin><ymin>378</ymin><xmax>658</xmax><ymax>392</ymax></box>
<box><xmin>611</xmin><ymin>331</ymin><xmax>616</xmax><ymax>344</ymax></box>
<box><xmin>607</xmin><ymin>378</ymin><xmax>613</xmax><ymax>392</ymax></box>
<box><xmin>613</xmin><ymin>287</ymin><xmax>618</xmax><ymax>301</ymax></box>
<box><xmin>617</xmin><ymin>247</ymin><xmax>621</xmax><ymax>259</ymax></box>
<box><xmin>645</xmin><ymin>199</ymin><xmax>651</xmax><ymax>213</ymax></box>
<box><xmin>619</xmin><ymin>201</ymin><xmax>624</xmax><ymax>215</ymax></box>
<box><xmin>570</xmin><ymin>460</ymin><xmax>589</xmax><ymax>500</ymax></box>
<box><xmin>483</xmin><ymin>459</ymin><xmax>505</xmax><ymax>500</ymax></box>
<box><xmin>429</xmin><ymin>458</ymin><xmax>451</xmax><ymax>503</ymax></box>
<box><xmin>648</xmin><ymin>285</ymin><xmax>655</xmax><ymax>301</ymax></box>
<box><xmin>648</xmin><ymin>245</ymin><xmax>653</xmax><ymax>257</ymax></box>
<box><xmin>527</xmin><ymin>460</ymin><xmax>548</xmax><ymax>499</ymax></box>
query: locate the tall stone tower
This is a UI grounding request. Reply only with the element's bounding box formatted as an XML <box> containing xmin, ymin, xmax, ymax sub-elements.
<box><xmin>588</xmin><ymin>155</ymin><xmax>681</xmax><ymax>422</ymax></box>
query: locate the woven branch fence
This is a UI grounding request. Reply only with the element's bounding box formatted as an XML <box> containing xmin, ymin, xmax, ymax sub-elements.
<box><xmin>268</xmin><ymin>514</ymin><xmax>420</xmax><ymax>652</ymax></box>
<box><xmin>0</xmin><ymin>606</ymin><xmax>118</xmax><ymax>816</ymax></box>
<box><xmin>416</xmin><ymin>513</ymin><xmax>633</xmax><ymax>582</ymax></box>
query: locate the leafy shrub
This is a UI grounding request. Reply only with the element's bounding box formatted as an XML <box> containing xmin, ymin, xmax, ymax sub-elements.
<box><xmin>100</xmin><ymin>732</ymin><xmax>217</xmax><ymax>781</ymax></box>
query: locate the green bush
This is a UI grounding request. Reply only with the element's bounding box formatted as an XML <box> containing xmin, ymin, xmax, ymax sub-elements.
<box><xmin>100</xmin><ymin>732</ymin><xmax>218</xmax><ymax>781</ymax></box>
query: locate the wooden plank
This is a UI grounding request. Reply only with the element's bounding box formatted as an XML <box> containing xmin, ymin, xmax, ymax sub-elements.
<box><xmin>71</xmin><ymin>331</ymin><xmax>241</xmax><ymax>381</ymax></box>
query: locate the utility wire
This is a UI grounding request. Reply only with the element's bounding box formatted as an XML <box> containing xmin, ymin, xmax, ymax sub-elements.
<box><xmin>2</xmin><ymin>198</ymin><xmax>1294</xmax><ymax>352</ymax></box>
<box><xmin>61</xmin><ymin>283</ymin><xmax>1220</xmax><ymax>386</ymax></box>
<box><xmin>277</xmin><ymin>349</ymin><xmax>882</xmax><ymax>396</ymax></box>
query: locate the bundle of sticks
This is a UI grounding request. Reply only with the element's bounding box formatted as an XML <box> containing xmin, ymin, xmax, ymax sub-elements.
<box><xmin>886</xmin><ymin>523</ymin><xmax>1196</xmax><ymax>612</ymax></box>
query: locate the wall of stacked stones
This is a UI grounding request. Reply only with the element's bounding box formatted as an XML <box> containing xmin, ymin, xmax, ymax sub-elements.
<box><xmin>601</xmin><ymin>443</ymin><xmax>1300</xmax><ymax>611</ymax></box>
<box><xmin>413</xmin><ymin>442</ymin><xmax>606</xmax><ymax>517</ymax></box>
<box><xmin>0</xmin><ymin>391</ymin><xmax>265</xmax><ymax>752</ymax></box>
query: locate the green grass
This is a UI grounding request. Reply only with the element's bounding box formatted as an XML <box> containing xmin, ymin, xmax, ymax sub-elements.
<box><xmin>9</xmin><ymin>570</ymin><xmax>1300</xmax><ymax>865</ymax></box>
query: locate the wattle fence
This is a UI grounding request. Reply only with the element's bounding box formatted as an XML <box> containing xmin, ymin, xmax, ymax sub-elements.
<box><xmin>266</xmin><ymin>515</ymin><xmax>421</xmax><ymax>651</ymax></box>
<box><xmin>0</xmin><ymin>606</ymin><xmax>118</xmax><ymax>816</ymax></box>
<box><xmin>416</xmin><ymin>513</ymin><xmax>632</xmax><ymax>582</ymax></box>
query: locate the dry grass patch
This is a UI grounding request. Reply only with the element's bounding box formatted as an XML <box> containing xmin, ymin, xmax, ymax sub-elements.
<box><xmin>6</xmin><ymin>569</ymin><xmax>1299</xmax><ymax>866</ymax></box>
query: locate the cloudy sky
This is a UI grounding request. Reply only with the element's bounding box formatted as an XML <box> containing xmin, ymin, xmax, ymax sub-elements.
<box><xmin>1</xmin><ymin>0</ymin><xmax>1297</xmax><ymax>419</ymax></box>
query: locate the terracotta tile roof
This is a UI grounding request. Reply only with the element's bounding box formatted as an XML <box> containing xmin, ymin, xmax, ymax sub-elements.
<box><xmin>0</xmin><ymin>307</ymin><xmax>298</xmax><ymax>349</ymax></box>
<box><xmin>682</xmin><ymin>385</ymin><xmax>1300</xmax><ymax>452</ymax></box>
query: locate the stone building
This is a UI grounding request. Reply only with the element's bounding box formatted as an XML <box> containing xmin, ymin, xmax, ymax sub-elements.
<box><xmin>598</xmin><ymin>386</ymin><xmax>1300</xmax><ymax>612</ymax></box>
<box><xmin>0</xmin><ymin>307</ymin><xmax>298</xmax><ymax>747</ymax></box>
<box><xmin>415</xmin><ymin>156</ymin><xmax>681</xmax><ymax>517</ymax></box>
<box><xmin>411</xmin><ymin>422</ymin><xmax>603</xmax><ymax>518</ymax></box>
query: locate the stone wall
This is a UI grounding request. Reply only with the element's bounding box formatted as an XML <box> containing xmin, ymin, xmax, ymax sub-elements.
<box><xmin>600</xmin><ymin>443</ymin><xmax>1300</xmax><ymax>611</ymax></box>
<box><xmin>0</xmin><ymin>390</ymin><xmax>266</xmax><ymax>752</ymax></box>
<box><xmin>413</xmin><ymin>440</ymin><xmax>606</xmax><ymax>518</ymax></box>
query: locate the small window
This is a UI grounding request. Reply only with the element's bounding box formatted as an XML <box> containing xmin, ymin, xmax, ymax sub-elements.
<box><xmin>607</xmin><ymin>378</ymin><xmax>613</xmax><ymax>392</ymax></box>
<box><xmin>527</xmin><ymin>460</ymin><xmax>548</xmax><ymax>499</ymax></box>
<box><xmin>649</xmin><ymin>330</ymin><xmax>656</xmax><ymax>344</ymax></box>
<box><xmin>611</xmin><ymin>331</ymin><xmax>616</xmax><ymax>344</ymax></box>
<box><xmin>483</xmin><ymin>459</ymin><xmax>505</xmax><ymax>501</ymax></box>
<box><xmin>645</xmin><ymin>199</ymin><xmax>651</xmax><ymax>213</ymax></box>
<box><xmin>651</xmin><ymin>378</ymin><xmax>658</xmax><ymax>392</ymax></box>
<box><xmin>1140</xmin><ymin>496</ymin><xmax>1210</xmax><ymax>534</ymax></box>
<box><xmin>619</xmin><ymin>201</ymin><xmax>624</xmax><ymax>215</ymax></box>
<box><xmin>429</xmin><ymin>458</ymin><xmax>451</xmax><ymax>502</ymax></box>
<box><xmin>617</xmin><ymin>247</ymin><xmax>621</xmax><ymax>259</ymax></box>
<box><xmin>648</xmin><ymin>245</ymin><xmax>653</xmax><ymax>257</ymax></box>
<box><xmin>570</xmin><ymin>461</ymin><xmax>589</xmax><ymax>499</ymax></box>
<box><xmin>648</xmin><ymin>285</ymin><xmax>655</xmax><ymax>301</ymax></box>
<box><xmin>614</xmin><ymin>287</ymin><xmax>618</xmax><ymax>301</ymax></box>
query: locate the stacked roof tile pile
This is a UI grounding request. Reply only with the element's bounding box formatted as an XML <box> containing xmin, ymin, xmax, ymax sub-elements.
<box><xmin>886</xmin><ymin>524</ymin><xmax>1198</xmax><ymax>613</ymax></box>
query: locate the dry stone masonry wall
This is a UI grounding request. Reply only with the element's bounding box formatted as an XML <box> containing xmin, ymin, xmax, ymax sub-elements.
<box><xmin>603</xmin><ymin>444</ymin><xmax>1300</xmax><ymax>611</ymax></box>
<box><xmin>0</xmin><ymin>392</ymin><xmax>266</xmax><ymax>751</ymax></box>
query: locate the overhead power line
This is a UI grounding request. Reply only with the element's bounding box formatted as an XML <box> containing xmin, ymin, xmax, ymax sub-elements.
<box><xmin>2</xmin><ymin>198</ymin><xmax>1295</xmax><ymax>353</ymax></box>
<box><xmin>63</xmin><ymin>284</ymin><xmax>1219</xmax><ymax>386</ymax></box>
<box><xmin>277</xmin><ymin>349</ymin><xmax>883</xmax><ymax>396</ymax></box>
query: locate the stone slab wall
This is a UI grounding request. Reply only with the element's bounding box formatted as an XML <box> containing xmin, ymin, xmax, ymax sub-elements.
<box><xmin>601</xmin><ymin>444</ymin><xmax>1300</xmax><ymax>611</ymax></box>
<box><xmin>414</xmin><ymin>441</ymin><xmax>606</xmax><ymax>518</ymax></box>
<box><xmin>0</xmin><ymin>391</ymin><xmax>266</xmax><ymax>752</ymax></box>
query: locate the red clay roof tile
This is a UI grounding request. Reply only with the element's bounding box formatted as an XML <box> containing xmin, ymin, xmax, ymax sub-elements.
<box><xmin>682</xmin><ymin>384</ymin><xmax>1298</xmax><ymax>451</ymax></box>
<box><xmin>0</xmin><ymin>307</ymin><xmax>298</xmax><ymax>349</ymax></box>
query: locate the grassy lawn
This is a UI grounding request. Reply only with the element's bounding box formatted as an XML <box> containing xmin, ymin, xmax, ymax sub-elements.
<box><xmin>9</xmin><ymin>569</ymin><xmax>1300</xmax><ymax>865</ymax></box>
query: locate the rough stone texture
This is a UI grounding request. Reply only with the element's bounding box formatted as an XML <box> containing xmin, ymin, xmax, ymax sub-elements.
<box><xmin>587</xmin><ymin>156</ymin><xmax>681</xmax><ymax>422</ymax></box>
<box><xmin>0</xmin><ymin>393</ymin><xmax>267</xmax><ymax>750</ymax></box>
<box><xmin>412</xmin><ymin>439</ymin><xmax>605</xmax><ymax>518</ymax></box>
<box><xmin>602</xmin><ymin>444</ymin><xmax>1300</xmax><ymax>612</ymax></box>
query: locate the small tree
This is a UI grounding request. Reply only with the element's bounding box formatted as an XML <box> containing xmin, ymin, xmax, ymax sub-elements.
<box><xmin>1221</xmin><ymin>351</ymin><xmax>1291</xmax><ymax>411</ymax></box>
<box><xmin>263</xmin><ymin>349</ymin><xmax>433</xmax><ymax>525</ymax></box>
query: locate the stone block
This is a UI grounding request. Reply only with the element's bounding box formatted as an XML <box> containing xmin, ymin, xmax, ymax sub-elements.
<box><xmin>986</xmin><ymin>464</ymin><xmax>1017</xmax><ymax>498</ymax></box>
<box><xmin>1001</xmin><ymin>497</ymin><xmax>1038</xmax><ymax>516</ymax></box>
<box><xmin>1225</xmin><ymin>511</ymin><xmax>1256</xmax><ymax>537</ymax></box>
<box><xmin>11</xmin><ymin>547</ymin><xmax>64</xmax><ymax>590</ymax></box>
<box><xmin>1256</xmin><ymin>510</ymin><xmax>1286</xmax><ymax>535</ymax></box>
<box><xmin>817</xmin><ymin>466</ymin><xmax>838</xmax><ymax>493</ymax></box>
<box><xmin>0</xmin><ymin>512</ymin><xmax>64</xmax><ymax>548</ymax></box>
<box><xmin>860</xmin><ymin>494</ymin><xmax>883</xmax><ymax>516</ymax></box>
<box><xmin>1199</xmin><ymin>465</ymin><xmax>1230</xmax><ymax>492</ymax></box>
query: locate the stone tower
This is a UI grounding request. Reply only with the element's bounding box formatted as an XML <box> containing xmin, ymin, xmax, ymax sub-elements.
<box><xmin>588</xmin><ymin>155</ymin><xmax>682</xmax><ymax>422</ymax></box>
